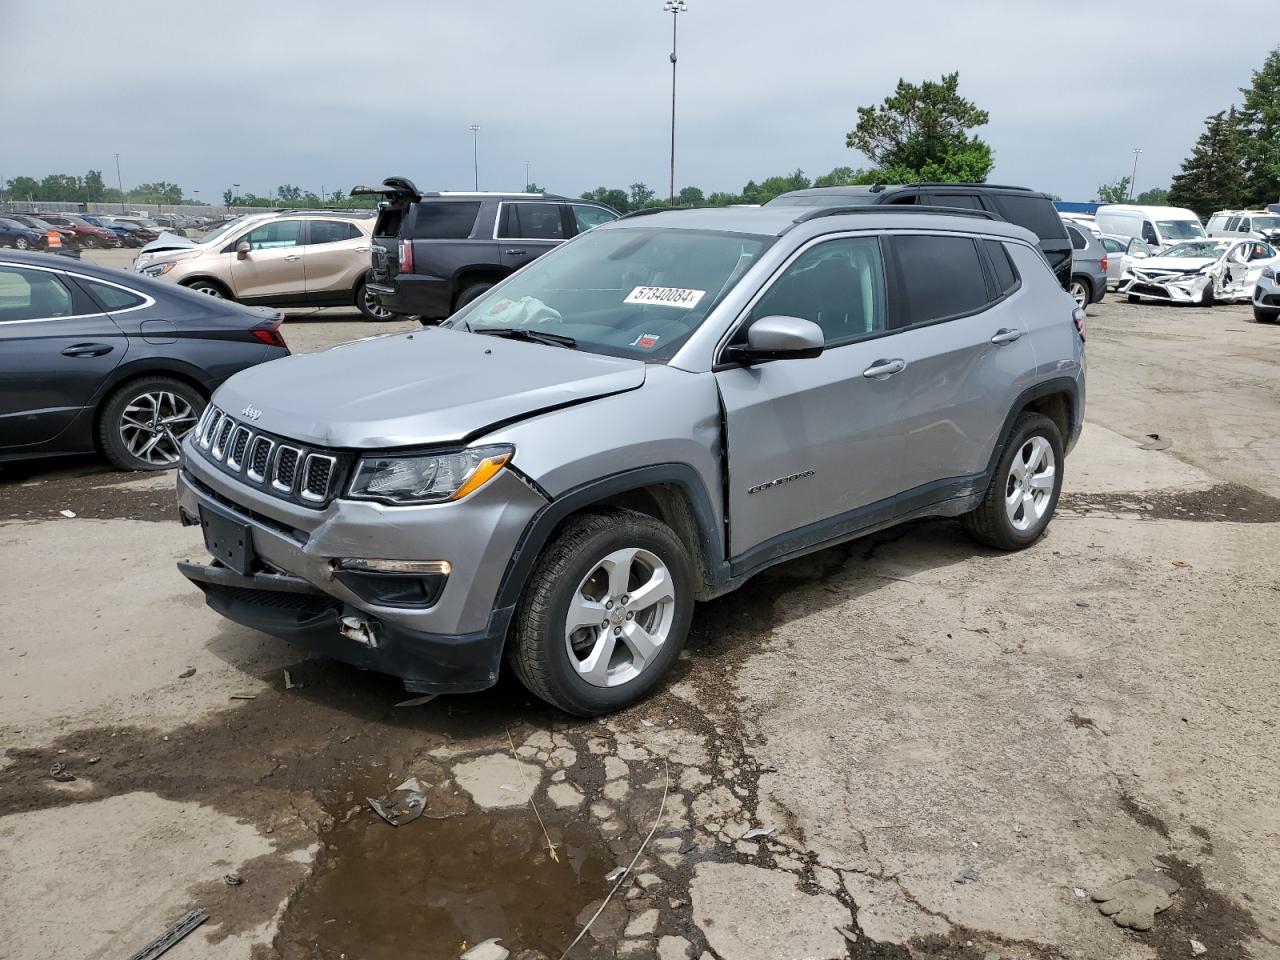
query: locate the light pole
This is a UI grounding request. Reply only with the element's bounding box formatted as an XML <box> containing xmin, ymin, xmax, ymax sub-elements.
<box><xmin>470</xmin><ymin>124</ymin><xmax>481</xmax><ymax>191</ymax></box>
<box><xmin>1128</xmin><ymin>147</ymin><xmax>1142</xmax><ymax>201</ymax></box>
<box><xmin>113</xmin><ymin>153</ymin><xmax>124</xmax><ymax>205</ymax></box>
<box><xmin>525</xmin><ymin>160</ymin><xmax>531</xmax><ymax>191</ymax></box>
<box><xmin>664</xmin><ymin>0</ymin><xmax>686</xmax><ymax>206</ymax></box>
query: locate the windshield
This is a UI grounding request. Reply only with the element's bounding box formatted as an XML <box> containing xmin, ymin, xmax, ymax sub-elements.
<box><xmin>1157</xmin><ymin>219</ymin><xmax>1205</xmax><ymax>240</ymax></box>
<box><xmin>1254</xmin><ymin>216</ymin><xmax>1280</xmax><ymax>231</ymax></box>
<box><xmin>1161</xmin><ymin>241</ymin><xmax>1222</xmax><ymax>259</ymax></box>
<box><xmin>198</xmin><ymin>218</ymin><xmax>249</xmax><ymax>246</ymax></box>
<box><xmin>449</xmin><ymin>227</ymin><xmax>772</xmax><ymax>361</ymax></box>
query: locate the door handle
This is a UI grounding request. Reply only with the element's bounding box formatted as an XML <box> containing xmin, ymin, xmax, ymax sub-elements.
<box><xmin>504</xmin><ymin>248</ymin><xmax>527</xmax><ymax>256</ymax></box>
<box><xmin>62</xmin><ymin>343</ymin><xmax>113</xmax><ymax>358</ymax></box>
<box><xmin>862</xmin><ymin>358</ymin><xmax>906</xmax><ymax>379</ymax></box>
<box><xmin>990</xmin><ymin>328</ymin><xmax>1023</xmax><ymax>345</ymax></box>
<box><xmin>354</xmin><ymin>245</ymin><xmax>371</xmax><ymax>252</ymax></box>
<box><xmin>283</xmin><ymin>254</ymin><xmax>302</xmax><ymax>262</ymax></box>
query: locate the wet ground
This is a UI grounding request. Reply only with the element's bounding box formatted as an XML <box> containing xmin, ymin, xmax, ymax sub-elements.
<box><xmin>4</xmin><ymin>294</ymin><xmax>1280</xmax><ymax>960</ymax></box>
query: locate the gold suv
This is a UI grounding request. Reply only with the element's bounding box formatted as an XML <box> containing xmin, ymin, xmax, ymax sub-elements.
<box><xmin>132</xmin><ymin>211</ymin><xmax>391</xmax><ymax>320</ymax></box>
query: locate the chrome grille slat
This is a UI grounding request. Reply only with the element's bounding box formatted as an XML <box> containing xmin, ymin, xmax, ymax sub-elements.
<box><xmin>273</xmin><ymin>445</ymin><xmax>302</xmax><ymax>493</ymax></box>
<box><xmin>212</xmin><ymin>417</ymin><xmax>236</xmax><ymax>460</ymax></box>
<box><xmin>199</xmin><ymin>409</ymin><xmax>223</xmax><ymax>448</ymax></box>
<box><xmin>226</xmin><ymin>426</ymin><xmax>252</xmax><ymax>471</ymax></box>
<box><xmin>246</xmin><ymin>435</ymin><xmax>274</xmax><ymax>483</ymax></box>
<box><xmin>301</xmin><ymin>453</ymin><xmax>336</xmax><ymax>502</ymax></box>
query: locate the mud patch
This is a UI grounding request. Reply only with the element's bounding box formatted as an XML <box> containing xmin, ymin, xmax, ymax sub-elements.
<box><xmin>0</xmin><ymin>461</ymin><xmax>176</xmax><ymax>523</ymax></box>
<box><xmin>1061</xmin><ymin>483</ymin><xmax>1280</xmax><ymax>523</ymax></box>
<box><xmin>1146</xmin><ymin>857</ymin><xmax>1262</xmax><ymax>960</ymax></box>
<box><xmin>1118</xmin><ymin>791</ymin><xmax>1171</xmax><ymax>839</ymax></box>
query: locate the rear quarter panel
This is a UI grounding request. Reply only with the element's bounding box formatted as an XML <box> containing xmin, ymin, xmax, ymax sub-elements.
<box><xmin>1009</xmin><ymin>243</ymin><xmax>1086</xmax><ymax>438</ymax></box>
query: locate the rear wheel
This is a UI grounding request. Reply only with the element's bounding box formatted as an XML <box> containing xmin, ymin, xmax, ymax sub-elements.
<box><xmin>98</xmin><ymin>376</ymin><xmax>206</xmax><ymax>471</ymax></box>
<box><xmin>82</xmin><ymin>236</ymin><xmax>99</xmax><ymax>249</ymax></box>
<box><xmin>455</xmin><ymin>281</ymin><xmax>494</xmax><ymax>311</ymax></box>
<box><xmin>1068</xmin><ymin>277</ymin><xmax>1090</xmax><ymax>309</ymax></box>
<box><xmin>962</xmin><ymin>412</ymin><xmax>1064</xmax><ymax>551</ymax></box>
<box><xmin>509</xmin><ymin>509</ymin><xmax>694</xmax><ymax>716</ymax></box>
<box><xmin>356</xmin><ymin>279</ymin><xmax>394</xmax><ymax>321</ymax></box>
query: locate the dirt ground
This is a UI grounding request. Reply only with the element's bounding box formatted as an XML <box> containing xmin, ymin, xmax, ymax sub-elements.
<box><xmin>2</xmin><ymin>270</ymin><xmax>1279</xmax><ymax>960</ymax></box>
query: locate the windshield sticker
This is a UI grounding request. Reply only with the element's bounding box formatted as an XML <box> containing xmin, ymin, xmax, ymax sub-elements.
<box><xmin>631</xmin><ymin>333</ymin><xmax>661</xmax><ymax>349</ymax></box>
<box><xmin>625</xmin><ymin>286</ymin><xmax>706</xmax><ymax>309</ymax></box>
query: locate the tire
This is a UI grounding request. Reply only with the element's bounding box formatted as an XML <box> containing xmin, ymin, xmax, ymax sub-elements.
<box><xmin>13</xmin><ymin>237</ymin><xmax>29</xmax><ymax>250</ymax></box>
<box><xmin>455</xmin><ymin>281</ymin><xmax>494</xmax><ymax>311</ymax></box>
<box><xmin>1126</xmin><ymin>294</ymin><xmax>1141</xmax><ymax>303</ymax></box>
<box><xmin>1255</xmin><ymin>306</ymin><xmax>1279</xmax><ymax>323</ymax></box>
<box><xmin>961</xmin><ymin>412</ymin><xmax>1064</xmax><ymax>551</ymax></box>
<box><xmin>1198</xmin><ymin>284</ymin><xmax>1214</xmax><ymax>308</ymax></box>
<box><xmin>356</xmin><ymin>279</ymin><xmax>395</xmax><ymax>321</ymax></box>
<box><xmin>82</xmin><ymin>236</ymin><xmax>99</xmax><ymax>249</ymax></box>
<box><xmin>509</xmin><ymin>508</ymin><xmax>695</xmax><ymax>716</ymax></box>
<box><xmin>1068</xmin><ymin>278</ymin><xmax>1090</xmax><ymax>310</ymax></box>
<box><xmin>97</xmin><ymin>376</ymin><xmax>206</xmax><ymax>472</ymax></box>
<box><xmin>185</xmin><ymin>279</ymin><xmax>229</xmax><ymax>299</ymax></box>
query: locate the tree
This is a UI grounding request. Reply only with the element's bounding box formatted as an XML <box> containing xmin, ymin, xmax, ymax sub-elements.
<box><xmin>131</xmin><ymin>181</ymin><xmax>183</xmax><ymax>204</ymax></box>
<box><xmin>276</xmin><ymin>184</ymin><xmax>303</xmax><ymax>202</ymax></box>
<box><xmin>741</xmin><ymin>169</ymin><xmax>811</xmax><ymax>205</ymax></box>
<box><xmin>628</xmin><ymin>182</ymin><xmax>656</xmax><ymax>208</ymax></box>
<box><xmin>1238</xmin><ymin>47</ymin><xmax>1280</xmax><ymax>208</ymax></box>
<box><xmin>581</xmin><ymin>187</ymin><xmax>631</xmax><ymax>213</ymax></box>
<box><xmin>676</xmin><ymin>185</ymin><xmax>704</xmax><ymax>206</ymax></box>
<box><xmin>1134</xmin><ymin>187</ymin><xmax>1170</xmax><ymax>205</ymax></box>
<box><xmin>1096</xmin><ymin>177</ymin><xmax>1131</xmax><ymax>203</ymax></box>
<box><xmin>84</xmin><ymin>170</ymin><xmax>106</xmax><ymax>202</ymax></box>
<box><xmin>846</xmin><ymin>71</ymin><xmax>993</xmax><ymax>183</ymax></box>
<box><xmin>525</xmin><ymin>181</ymin><xmax>546</xmax><ymax>194</ymax></box>
<box><xmin>40</xmin><ymin>174</ymin><xmax>83</xmax><ymax>201</ymax></box>
<box><xmin>8</xmin><ymin>176</ymin><xmax>40</xmax><ymax>200</ymax></box>
<box><xmin>706</xmin><ymin>191</ymin><xmax>744</xmax><ymax>206</ymax></box>
<box><xmin>1169</xmin><ymin>108</ymin><xmax>1248</xmax><ymax>219</ymax></box>
<box><xmin>222</xmin><ymin>189</ymin><xmax>234</xmax><ymax>206</ymax></box>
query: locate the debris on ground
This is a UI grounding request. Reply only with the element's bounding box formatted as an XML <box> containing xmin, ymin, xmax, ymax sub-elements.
<box><xmin>87</xmin><ymin>756</ymin><xmax>100</xmax><ymax>764</ymax></box>
<box><xmin>460</xmin><ymin>937</ymin><xmax>510</xmax><ymax>960</ymax></box>
<box><xmin>605</xmin><ymin>866</ymin><xmax>628</xmax><ymax>884</ymax></box>
<box><xmin>223</xmin><ymin>873</ymin><xmax>244</xmax><ymax>886</ymax></box>
<box><xmin>58</xmin><ymin>509</ymin><xmax>76</xmax><ymax>518</ymax></box>
<box><xmin>283</xmin><ymin>669</ymin><xmax>300</xmax><ymax>690</ymax></box>
<box><xmin>641</xmin><ymin>719</ymin><xmax>655</xmax><ymax>727</ymax></box>
<box><xmin>1190</xmin><ymin>938</ymin><xmax>1207</xmax><ymax>956</ymax></box>
<box><xmin>395</xmin><ymin>694</ymin><xmax>438</xmax><ymax>708</ymax></box>
<box><xmin>124</xmin><ymin>907</ymin><xmax>208</xmax><ymax>960</ymax></box>
<box><xmin>229</xmin><ymin>694</ymin><xmax>256</xmax><ymax>700</ymax></box>
<box><xmin>1073</xmin><ymin>887</ymin><xmax>1087</xmax><ymax>898</ymax></box>
<box><xmin>178</xmin><ymin>667</ymin><xmax>196</xmax><ymax>679</ymax></box>
<box><xmin>49</xmin><ymin>762</ymin><xmax>75</xmax><ymax>782</ymax></box>
<box><xmin>366</xmin><ymin>778</ymin><xmax>427</xmax><ymax>827</ymax></box>
<box><xmin>1140</xmin><ymin>433</ymin><xmax>1173</xmax><ymax>451</ymax></box>
<box><xmin>954</xmin><ymin>865</ymin><xmax>980</xmax><ymax>884</ymax></box>
<box><xmin>1172</xmin><ymin>560</ymin><xmax>1192</xmax><ymax>568</ymax></box>
<box><xmin>741</xmin><ymin>825</ymin><xmax>775</xmax><ymax>840</ymax></box>
<box><xmin>835</xmin><ymin>925</ymin><xmax>858</xmax><ymax>944</ymax></box>
<box><xmin>1091</xmin><ymin>869</ymin><xmax>1180</xmax><ymax>930</ymax></box>
<box><xmin>504</xmin><ymin>727</ymin><xmax>558</xmax><ymax>862</ymax></box>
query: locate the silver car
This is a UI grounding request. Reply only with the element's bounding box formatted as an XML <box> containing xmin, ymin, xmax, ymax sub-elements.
<box><xmin>176</xmin><ymin>206</ymin><xmax>1085</xmax><ymax>715</ymax></box>
<box><xmin>1063</xmin><ymin>221</ymin><xmax>1108</xmax><ymax>310</ymax></box>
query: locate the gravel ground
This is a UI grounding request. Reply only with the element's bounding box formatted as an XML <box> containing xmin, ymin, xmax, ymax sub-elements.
<box><xmin>1</xmin><ymin>283</ymin><xmax>1278</xmax><ymax>960</ymax></box>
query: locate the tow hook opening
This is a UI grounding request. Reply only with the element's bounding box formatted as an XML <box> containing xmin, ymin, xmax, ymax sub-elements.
<box><xmin>339</xmin><ymin>615</ymin><xmax>378</xmax><ymax>648</ymax></box>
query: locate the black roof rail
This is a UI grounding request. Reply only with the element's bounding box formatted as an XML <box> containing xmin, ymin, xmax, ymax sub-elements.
<box><xmin>789</xmin><ymin>205</ymin><xmax>1000</xmax><ymax>226</ymax></box>
<box><xmin>619</xmin><ymin>206</ymin><xmax>675</xmax><ymax>220</ymax></box>
<box><xmin>904</xmin><ymin>181</ymin><xmax>1036</xmax><ymax>192</ymax></box>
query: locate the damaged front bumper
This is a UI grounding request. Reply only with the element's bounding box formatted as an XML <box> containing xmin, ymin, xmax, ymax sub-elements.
<box><xmin>1118</xmin><ymin>270</ymin><xmax>1211</xmax><ymax>303</ymax></box>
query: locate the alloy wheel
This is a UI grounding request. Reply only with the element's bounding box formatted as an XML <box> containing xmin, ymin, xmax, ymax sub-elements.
<box><xmin>118</xmin><ymin>391</ymin><xmax>199</xmax><ymax>466</ymax></box>
<box><xmin>14</xmin><ymin>237</ymin><xmax>28</xmax><ymax>250</ymax></box>
<box><xmin>363</xmin><ymin>286</ymin><xmax>393</xmax><ymax>319</ymax></box>
<box><xmin>1069</xmin><ymin>281</ymin><xmax>1088</xmax><ymax>309</ymax></box>
<box><xmin>1005</xmin><ymin>435</ymin><xmax>1055</xmax><ymax>532</ymax></box>
<box><xmin>564</xmin><ymin>547</ymin><xmax>676</xmax><ymax>687</ymax></box>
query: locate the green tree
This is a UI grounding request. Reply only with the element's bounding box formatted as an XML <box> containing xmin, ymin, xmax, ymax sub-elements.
<box><xmin>277</xmin><ymin>184</ymin><xmax>303</xmax><ymax>202</ymax></box>
<box><xmin>1169</xmin><ymin>107</ymin><xmax>1248</xmax><ymax>219</ymax></box>
<box><xmin>84</xmin><ymin>170</ymin><xmax>106</xmax><ymax>202</ymax></box>
<box><xmin>222</xmin><ymin>188</ymin><xmax>234</xmax><ymax>206</ymax></box>
<box><xmin>846</xmin><ymin>71</ymin><xmax>993</xmax><ymax>183</ymax></box>
<box><xmin>40</xmin><ymin>174</ymin><xmax>83</xmax><ymax>201</ymax></box>
<box><xmin>131</xmin><ymin>181</ymin><xmax>183</xmax><ymax>204</ymax></box>
<box><xmin>706</xmin><ymin>191</ymin><xmax>744</xmax><ymax>206</ymax></box>
<box><xmin>741</xmin><ymin>169</ymin><xmax>810</xmax><ymax>205</ymax></box>
<box><xmin>811</xmin><ymin>166</ymin><xmax>881</xmax><ymax>188</ymax></box>
<box><xmin>1096</xmin><ymin>177</ymin><xmax>1131</xmax><ymax>203</ymax></box>
<box><xmin>581</xmin><ymin>187</ymin><xmax>631</xmax><ymax>213</ymax></box>
<box><xmin>1134</xmin><ymin>187</ymin><xmax>1170</xmax><ymax>205</ymax></box>
<box><xmin>628</xmin><ymin>182</ymin><xmax>656</xmax><ymax>207</ymax></box>
<box><xmin>525</xmin><ymin>181</ymin><xmax>546</xmax><ymax>194</ymax></box>
<box><xmin>8</xmin><ymin>176</ymin><xmax>40</xmax><ymax>200</ymax></box>
<box><xmin>676</xmin><ymin>185</ymin><xmax>704</xmax><ymax>206</ymax></box>
<box><xmin>1238</xmin><ymin>47</ymin><xmax>1280</xmax><ymax>208</ymax></box>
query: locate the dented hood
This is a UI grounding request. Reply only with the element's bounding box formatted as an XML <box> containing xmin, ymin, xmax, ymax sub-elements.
<box><xmin>138</xmin><ymin>232</ymin><xmax>201</xmax><ymax>255</ymax></box>
<box><xmin>213</xmin><ymin>327</ymin><xmax>647</xmax><ymax>449</ymax></box>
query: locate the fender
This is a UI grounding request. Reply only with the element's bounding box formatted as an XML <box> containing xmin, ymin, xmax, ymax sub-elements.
<box><xmin>492</xmin><ymin>463</ymin><xmax>728</xmax><ymax>613</ymax></box>
<box><xmin>982</xmin><ymin>375</ymin><xmax>1082</xmax><ymax>479</ymax></box>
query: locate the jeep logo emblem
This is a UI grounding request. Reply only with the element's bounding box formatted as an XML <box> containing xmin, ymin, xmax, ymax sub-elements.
<box><xmin>241</xmin><ymin>404</ymin><xmax>263</xmax><ymax>422</ymax></box>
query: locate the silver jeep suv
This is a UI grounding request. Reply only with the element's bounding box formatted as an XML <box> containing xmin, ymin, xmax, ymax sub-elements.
<box><xmin>176</xmin><ymin>205</ymin><xmax>1085</xmax><ymax>715</ymax></box>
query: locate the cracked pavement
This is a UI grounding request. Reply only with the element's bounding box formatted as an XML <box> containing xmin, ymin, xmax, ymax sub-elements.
<box><xmin>2</xmin><ymin>288</ymin><xmax>1279</xmax><ymax>959</ymax></box>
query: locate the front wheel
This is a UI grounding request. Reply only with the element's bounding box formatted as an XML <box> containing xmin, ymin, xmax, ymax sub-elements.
<box><xmin>509</xmin><ymin>509</ymin><xmax>694</xmax><ymax>716</ymax></box>
<box><xmin>1198</xmin><ymin>284</ymin><xmax>1214</xmax><ymax>308</ymax></box>
<box><xmin>356</xmin><ymin>279</ymin><xmax>394</xmax><ymax>321</ymax></box>
<box><xmin>962</xmin><ymin>412</ymin><xmax>1064</xmax><ymax>551</ymax></box>
<box><xmin>1254</xmin><ymin>306</ymin><xmax>1279</xmax><ymax>324</ymax></box>
<box><xmin>13</xmin><ymin>237</ymin><xmax>29</xmax><ymax>250</ymax></box>
<box><xmin>82</xmin><ymin>236</ymin><xmax>99</xmax><ymax>249</ymax></box>
<box><xmin>185</xmin><ymin>279</ymin><xmax>228</xmax><ymax>299</ymax></box>
<box><xmin>1126</xmin><ymin>293</ymin><xmax>1141</xmax><ymax>303</ymax></box>
<box><xmin>97</xmin><ymin>376</ymin><xmax>206</xmax><ymax>471</ymax></box>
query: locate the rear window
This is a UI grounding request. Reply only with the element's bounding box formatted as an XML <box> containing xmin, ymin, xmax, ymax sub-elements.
<box><xmin>1067</xmin><ymin>225</ymin><xmax>1088</xmax><ymax>250</ymax></box>
<box><xmin>407</xmin><ymin>201</ymin><xmax>481</xmax><ymax>240</ymax></box>
<box><xmin>988</xmin><ymin>194</ymin><xmax>1067</xmax><ymax>242</ymax></box>
<box><xmin>983</xmin><ymin>240</ymin><xmax>1019</xmax><ymax>295</ymax></box>
<box><xmin>307</xmin><ymin>220</ymin><xmax>361</xmax><ymax>245</ymax></box>
<box><xmin>84</xmin><ymin>279</ymin><xmax>145</xmax><ymax>311</ymax></box>
<box><xmin>499</xmin><ymin>202</ymin><xmax>566</xmax><ymax>240</ymax></box>
<box><xmin>893</xmin><ymin>235</ymin><xmax>989</xmax><ymax>325</ymax></box>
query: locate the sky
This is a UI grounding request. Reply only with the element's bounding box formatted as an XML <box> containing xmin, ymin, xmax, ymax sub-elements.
<box><xmin>2</xmin><ymin>0</ymin><xmax>1276</xmax><ymax>204</ymax></box>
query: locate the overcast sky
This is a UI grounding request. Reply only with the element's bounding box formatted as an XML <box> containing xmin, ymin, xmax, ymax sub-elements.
<box><xmin>3</xmin><ymin>1</ymin><xmax>1275</xmax><ymax>203</ymax></box>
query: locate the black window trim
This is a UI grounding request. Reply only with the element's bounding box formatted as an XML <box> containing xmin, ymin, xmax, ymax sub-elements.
<box><xmin>493</xmin><ymin>199</ymin><xmax>570</xmax><ymax>242</ymax></box>
<box><xmin>884</xmin><ymin>232</ymin><xmax>1015</xmax><ymax>332</ymax></box>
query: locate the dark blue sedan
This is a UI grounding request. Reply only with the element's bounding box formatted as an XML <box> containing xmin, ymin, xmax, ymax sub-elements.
<box><xmin>0</xmin><ymin>251</ymin><xmax>288</xmax><ymax>470</ymax></box>
<box><xmin>0</xmin><ymin>217</ymin><xmax>48</xmax><ymax>251</ymax></box>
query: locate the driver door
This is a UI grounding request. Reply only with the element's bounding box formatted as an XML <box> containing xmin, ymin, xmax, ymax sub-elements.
<box><xmin>229</xmin><ymin>219</ymin><xmax>306</xmax><ymax>299</ymax></box>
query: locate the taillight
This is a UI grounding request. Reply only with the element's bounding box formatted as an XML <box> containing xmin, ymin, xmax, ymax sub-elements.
<box><xmin>251</xmin><ymin>314</ymin><xmax>287</xmax><ymax>348</ymax></box>
<box><xmin>1100</xmin><ymin>255</ymin><xmax>1108</xmax><ymax>273</ymax></box>
<box><xmin>398</xmin><ymin>238</ymin><xmax>414</xmax><ymax>274</ymax></box>
<box><xmin>1072</xmin><ymin>305</ymin><xmax>1087</xmax><ymax>342</ymax></box>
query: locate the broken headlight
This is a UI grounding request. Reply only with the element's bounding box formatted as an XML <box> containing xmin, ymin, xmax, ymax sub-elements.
<box><xmin>346</xmin><ymin>445</ymin><xmax>513</xmax><ymax>505</ymax></box>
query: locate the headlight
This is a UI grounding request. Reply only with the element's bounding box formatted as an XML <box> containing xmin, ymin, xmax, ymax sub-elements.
<box><xmin>1263</xmin><ymin>266</ymin><xmax>1276</xmax><ymax>281</ymax></box>
<box><xmin>347</xmin><ymin>444</ymin><xmax>513</xmax><ymax>505</ymax></box>
<box><xmin>141</xmin><ymin>261</ymin><xmax>175</xmax><ymax>277</ymax></box>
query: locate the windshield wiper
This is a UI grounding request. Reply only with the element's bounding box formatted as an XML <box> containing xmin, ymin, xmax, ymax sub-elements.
<box><xmin>471</xmin><ymin>327</ymin><xmax>577</xmax><ymax>349</ymax></box>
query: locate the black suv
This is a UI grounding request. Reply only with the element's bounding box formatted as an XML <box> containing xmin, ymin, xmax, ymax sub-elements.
<box><xmin>766</xmin><ymin>183</ymin><xmax>1073</xmax><ymax>289</ymax></box>
<box><xmin>356</xmin><ymin>177</ymin><xmax>619</xmax><ymax>321</ymax></box>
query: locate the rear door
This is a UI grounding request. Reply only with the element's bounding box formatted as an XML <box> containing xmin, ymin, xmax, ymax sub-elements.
<box><xmin>986</xmin><ymin>193</ymin><xmax>1073</xmax><ymax>288</ymax></box>
<box><xmin>228</xmin><ymin>218</ymin><xmax>306</xmax><ymax>299</ymax></box>
<box><xmin>497</xmin><ymin>201</ymin><xmax>567</xmax><ymax>271</ymax></box>
<box><xmin>0</xmin><ymin>263</ymin><xmax>126</xmax><ymax>449</ymax></box>
<box><xmin>302</xmin><ymin>219</ymin><xmax>370</xmax><ymax>295</ymax></box>
<box><xmin>715</xmin><ymin>234</ymin><xmax>907</xmax><ymax>560</ymax></box>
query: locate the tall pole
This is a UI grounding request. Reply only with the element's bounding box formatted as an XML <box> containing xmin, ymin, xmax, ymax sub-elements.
<box><xmin>113</xmin><ymin>153</ymin><xmax>124</xmax><ymax>204</ymax></box>
<box><xmin>1129</xmin><ymin>147</ymin><xmax>1142</xmax><ymax>201</ymax></box>
<box><xmin>470</xmin><ymin>124</ymin><xmax>481</xmax><ymax>191</ymax></box>
<box><xmin>664</xmin><ymin>1</ymin><xmax>686</xmax><ymax>206</ymax></box>
<box><xmin>525</xmin><ymin>160</ymin><xmax>531</xmax><ymax>191</ymax></box>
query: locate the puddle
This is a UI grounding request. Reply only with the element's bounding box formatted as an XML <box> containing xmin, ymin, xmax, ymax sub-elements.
<box><xmin>0</xmin><ymin>463</ymin><xmax>176</xmax><ymax>523</ymax></box>
<box><xmin>1060</xmin><ymin>483</ymin><xmax>1280</xmax><ymax>523</ymax></box>
<box><xmin>275</xmin><ymin>793</ymin><xmax>616</xmax><ymax>960</ymax></box>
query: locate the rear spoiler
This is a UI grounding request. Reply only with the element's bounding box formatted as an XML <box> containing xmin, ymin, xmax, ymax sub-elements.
<box><xmin>350</xmin><ymin>176</ymin><xmax>421</xmax><ymax>201</ymax></box>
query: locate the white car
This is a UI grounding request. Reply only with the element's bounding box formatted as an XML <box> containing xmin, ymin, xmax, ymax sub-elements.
<box><xmin>1254</xmin><ymin>263</ymin><xmax>1279</xmax><ymax>323</ymax></box>
<box><xmin>1119</xmin><ymin>238</ymin><xmax>1279</xmax><ymax>306</ymax></box>
<box><xmin>1100</xmin><ymin>234</ymin><xmax>1153</xmax><ymax>291</ymax></box>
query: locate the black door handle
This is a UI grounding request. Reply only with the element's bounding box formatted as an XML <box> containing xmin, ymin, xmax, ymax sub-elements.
<box><xmin>62</xmin><ymin>343</ymin><xmax>113</xmax><ymax>358</ymax></box>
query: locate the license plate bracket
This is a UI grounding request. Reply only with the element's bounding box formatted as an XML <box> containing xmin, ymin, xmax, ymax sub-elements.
<box><xmin>199</xmin><ymin>505</ymin><xmax>255</xmax><ymax>576</ymax></box>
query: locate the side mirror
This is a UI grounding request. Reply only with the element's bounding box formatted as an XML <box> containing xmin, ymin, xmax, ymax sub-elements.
<box><xmin>723</xmin><ymin>315</ymin><xmax>824</xmax><ymax>364</ymax></box>
<box><xmin>236</xmin><ymin>241</ymin><xmax>251</xmax><ymax>258</ymax></box>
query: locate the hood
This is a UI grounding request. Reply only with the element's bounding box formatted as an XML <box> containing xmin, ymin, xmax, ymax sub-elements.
<box><xmin>213</xmin><ymin>327</ymin><xmax>647</xmax><ymax>449</ymax></box>
<box><xmin>139</xmin><ymin>231</ymin><xmax>200</xmax><ymax>255</ymax></box>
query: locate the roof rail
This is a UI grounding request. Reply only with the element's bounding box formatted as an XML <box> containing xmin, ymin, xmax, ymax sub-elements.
<box><xmin>906</xmin><ymin>181</ymin><xmax>1036</xmax><ymax>192</ymax></box>
<box><xmin>789</xmin><ymin>205</ymin><xmax>999</xmax><ymax>225</ymax></box>
<box><xmin>619</xmin><ymin>206</ymin><xmax>674</xmax><ymax>220</ymax></box>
